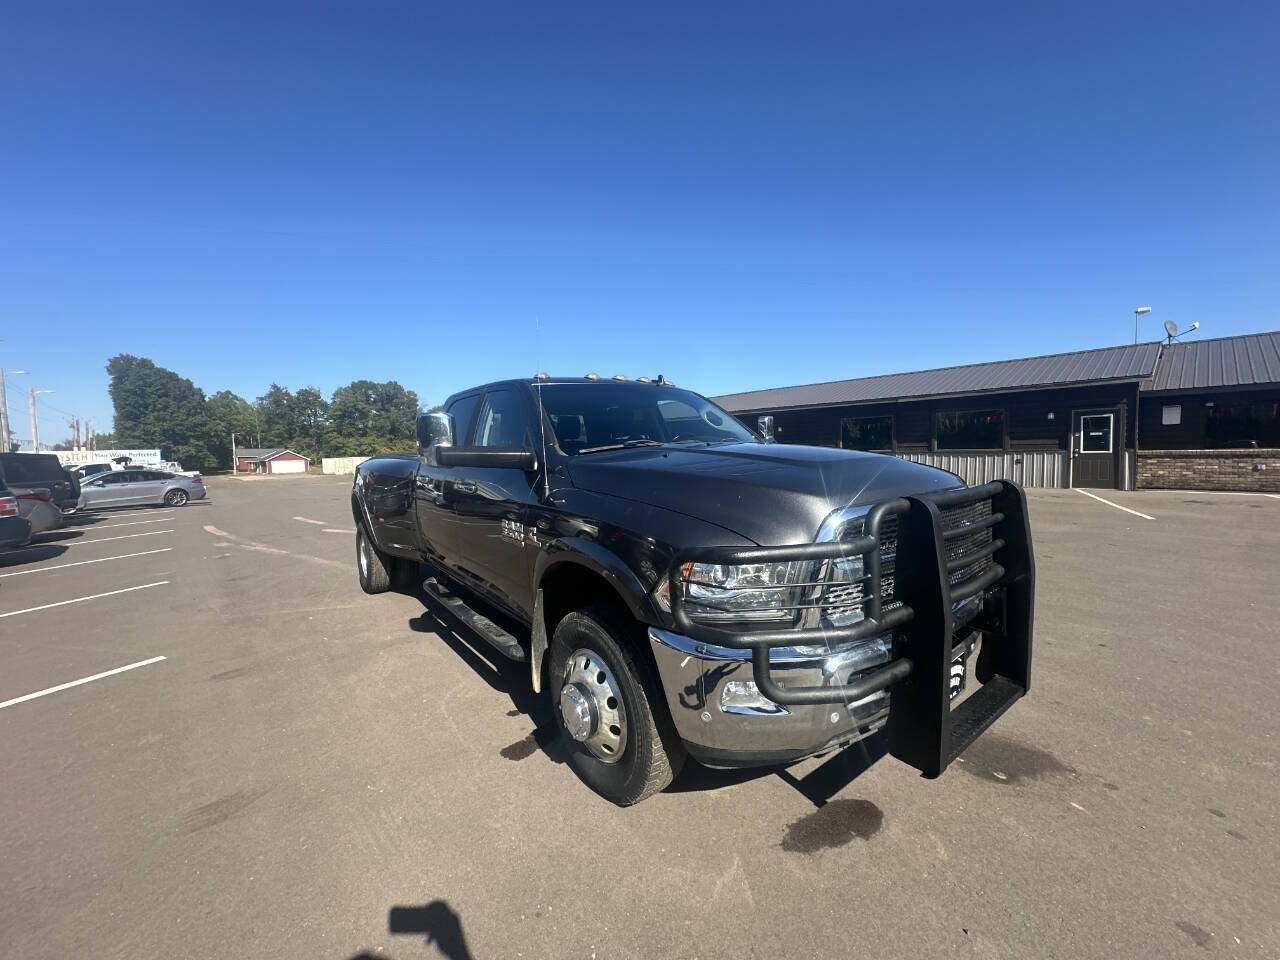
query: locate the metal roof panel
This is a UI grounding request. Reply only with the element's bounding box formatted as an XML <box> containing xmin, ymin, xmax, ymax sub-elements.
<box><xmin>714</xmin><ymin>342</ymin><xmax>1163</xmax><ymax>412</ymax></box>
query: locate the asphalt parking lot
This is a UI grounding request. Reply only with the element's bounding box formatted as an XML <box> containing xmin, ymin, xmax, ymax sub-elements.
<box><xmin>1</xmin><ymin>477</ymin><xmax>1277</xmax><ymax>959</ymax></box>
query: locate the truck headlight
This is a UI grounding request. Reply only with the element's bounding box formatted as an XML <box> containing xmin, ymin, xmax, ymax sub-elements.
<box><xmin>655</xmin><ymin>561</ymin><xmax>805</xmax><ymax>622</ymax></box>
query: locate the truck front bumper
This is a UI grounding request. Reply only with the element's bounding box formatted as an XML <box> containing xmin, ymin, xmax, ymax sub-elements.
<box><xmin>658</xmin><ymin>480</ymin><xmax>1035</xmax><ymax>778</ymax></box>
<box><xmin>649</xmin><ymin>627</ymin><xmax>894</xmax><ymax>767</ymax></box>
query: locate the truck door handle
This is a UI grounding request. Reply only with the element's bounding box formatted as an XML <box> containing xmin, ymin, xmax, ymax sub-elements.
<box><xmin>455</xmin><ymin>479</ymin><xmax>477</xmax><ymax>494</ymax></box>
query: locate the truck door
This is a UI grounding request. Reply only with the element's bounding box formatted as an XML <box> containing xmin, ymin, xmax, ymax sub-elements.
<box><xmin>450</xmin><ymin>386</ymin><xmax>542</xmax><ymax>620</ymax></box>
<box><xmin>414</xmin><ymin>393</ymin><xmax>481</xmax><ymax>570</ymax></box>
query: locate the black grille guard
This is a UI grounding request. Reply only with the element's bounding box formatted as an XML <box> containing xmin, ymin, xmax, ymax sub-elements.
<box><xmin>668</xmin><ymin>479</ymin><xmax>1035</xmax><ymax>777</ymax></box>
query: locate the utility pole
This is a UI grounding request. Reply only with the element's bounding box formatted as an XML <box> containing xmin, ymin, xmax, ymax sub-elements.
<box><xmin>231</xmin><ymin>432</ymin><xmax>238</xmax><ymax>473</ymax></box>
<box><xmin>29</xmin><ymin>387</ymin><xmax>40</xmax><ymax>451</ymax></box>
<box><xmin>71</xmin><ymin>416</ymin><xmax>81</xmax><ymax>451</ymax></box>
<box><xmin>0</xmin><ymin>366</ymin><xmax>9</xmax><ymax>452</ymax></box>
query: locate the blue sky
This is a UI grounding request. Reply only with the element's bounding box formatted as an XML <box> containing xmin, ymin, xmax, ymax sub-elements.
<box><xmin>2</xmin><ymin>2</ymin><xmax>1277</xmax><ymax>439</ymax></box>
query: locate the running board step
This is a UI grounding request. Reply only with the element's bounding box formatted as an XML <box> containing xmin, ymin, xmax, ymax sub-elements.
<box><xmin>423</xmin><ymin>578</ymin><xmax>527</xmax><ymax>662</ymax></box>
<box><xmin>946</xmin><ymin>676</ymin><xmax>1024</xmax><ymax>766</ymax></box>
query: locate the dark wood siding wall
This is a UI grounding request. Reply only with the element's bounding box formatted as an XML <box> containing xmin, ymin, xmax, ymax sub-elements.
<box><xmin>760</xmin><ymin>383</ymin><xmax>1139</xmax><ymax>452</ymax></box>
<box><xmin>1138</xmin><ymin>388</ymin><xmax>1280</xmax><ymax>449</ymax></box>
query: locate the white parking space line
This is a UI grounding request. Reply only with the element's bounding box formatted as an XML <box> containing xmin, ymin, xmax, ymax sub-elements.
<box><xmin>322</xmin><ymin>528</ymin><xmax>352</xmax><ymax>534</ymax></box>
<box><xmin>293</xmin><ymin>516</ymin><xmax>326</xmax><ymax>525</ymax></box>
<box><xmin>0</xmin><ymin>581</ymin><xmax>169</xmax><ymax>619</ymax></box>
<box><xmin>0</xmin><ymin>656</ymin><xmax>166</xmax><ymax>711</ymax></box>
<box><xmin>0</xmin><ymin>548</ymin><xmax>173</xmax><ymax>578</ymax></box>
<box><xmin>71</xmin><ymin>529</ymin><xmax>174</xmax><ymax>547</ymax></box>
<box><xmin>86</xmin><ymin>518</ymin><xmax>174</xmax><ymax>529</ymax></box>
<box><xmin>1075</xmin><ymin>488</ymin><xmax>1155</xmax><ymax>520</ymax></box>
<box><xmin>1142</xmin><ymin>489</ymin><xmax>1280</xmax><ymax>499</ymax></box>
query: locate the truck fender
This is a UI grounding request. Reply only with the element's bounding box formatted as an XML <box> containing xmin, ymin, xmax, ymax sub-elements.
<box><xmin>533</xmin><ymin>538</ymin><xmax>661</xmax><ymax>630</ymax></box>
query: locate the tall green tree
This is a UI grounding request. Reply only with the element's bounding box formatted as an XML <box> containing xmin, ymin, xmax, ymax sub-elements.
<box><xmin>327</xmin><ymin>379</ymin><xmax>419</xmax><ymax>455</ymax></box>
<box><xmin>286</xmin><ymin>386</ymin><xmax>329</xmax><ymax>460</ymax></box>
<box><xmin>207</xmin><ymin>390</ymin><xmax>258</xmax><ymax>467</ymax></box>
<box><xmin>254</xmin><ymin>383</ymin><xmax>294</xmax><ymax>448</ymax></box>
<box><xmin>106</xmin><ymin>355</ymin><xmax>216</xmax><ymax>467</ymax></box>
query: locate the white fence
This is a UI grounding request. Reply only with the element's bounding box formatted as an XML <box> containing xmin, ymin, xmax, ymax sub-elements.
<box><xmin>898</xmin><ymin>451</ymin><xmax>1066</xmax><ymax>488</ymax></box>
<box><xmin>321</xmin><ymin>456</ymin><xmax>370</xmax><ymax>475</ymax></box>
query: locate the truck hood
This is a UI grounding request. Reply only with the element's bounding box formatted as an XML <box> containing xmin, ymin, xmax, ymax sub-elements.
<box><xmin>565</xmin><ymin>442</ymin><xmax>962</xmax><ymax>546</ymax></box>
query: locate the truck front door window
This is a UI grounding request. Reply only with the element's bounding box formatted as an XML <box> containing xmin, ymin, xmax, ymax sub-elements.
<box><xmin>475</xmin><ymin>390</ymin><xmax>529</xmax><ymax>447</ymax></box>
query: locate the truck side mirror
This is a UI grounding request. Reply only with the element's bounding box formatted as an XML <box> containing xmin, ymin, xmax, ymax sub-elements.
<box><xmin>757</xmin><ymin>415</ymin><xmax>776</xmax><ymax>443</ymax></box>
<box><xmin>416</xmin><ymin>412</ymin><xmax>455</xmax><ymax>456</ymax></box>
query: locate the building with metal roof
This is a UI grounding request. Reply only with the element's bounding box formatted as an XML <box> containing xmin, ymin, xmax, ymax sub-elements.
<box><xmin>715</xmin><ymin>342</ymin><xmax>1162</xmax><ymax>414</ymax></box>
<box><xmin>712</xmin><ymin>330</ymin><xmax>1280</xmax><ymax>493</ymax></box>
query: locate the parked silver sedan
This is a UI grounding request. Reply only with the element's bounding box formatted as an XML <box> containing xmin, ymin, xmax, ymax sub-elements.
<box><xmin>78</xmin><ymin>468</ymin><xmax>207</xmax><ymax>509</ymax></box>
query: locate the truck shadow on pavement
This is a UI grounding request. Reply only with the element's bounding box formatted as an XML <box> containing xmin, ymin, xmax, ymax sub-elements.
<box><xmin>346</xmin><ymin>900</ymin><xmax>475</xmax><ymax>960</ymax></box>
<box><xmin>406</xmin><ymin>591</ymin><xmax>566</xmax><ymax>766</ymax></box>
<box><xmin>403</xmin><ymin>578</ymin><xmax>883</xmax><ymax>805</ymax></box>
<box><xmin>667</xmin><ymin>731</ymin><xmax>888</xmax><ymax>807</ymax></box>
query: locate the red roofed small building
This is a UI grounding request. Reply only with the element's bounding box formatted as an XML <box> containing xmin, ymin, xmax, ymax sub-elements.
<box><xmin>234</xmin><ymin>448</ymin><xmax>311</xmax><ymax>474</ymax></box>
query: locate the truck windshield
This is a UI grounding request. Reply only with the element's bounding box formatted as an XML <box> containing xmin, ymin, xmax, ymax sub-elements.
<box><xmin>536</xmin><ymin>382</ymin><xmax>758</xmax><ymax>455</ymax></box>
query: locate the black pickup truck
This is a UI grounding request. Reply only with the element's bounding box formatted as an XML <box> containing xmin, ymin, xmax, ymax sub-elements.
<box><xmin>352</xmin><ymin>376</ymin><xmax>1034</xmax><ymax>805</ymax></box>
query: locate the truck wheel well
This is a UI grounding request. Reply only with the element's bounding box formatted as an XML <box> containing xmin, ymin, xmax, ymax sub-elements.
<box><xmin>539</xmin><ymin>563</ymin><xmax>636</xmax><ymax>643</ymax></box>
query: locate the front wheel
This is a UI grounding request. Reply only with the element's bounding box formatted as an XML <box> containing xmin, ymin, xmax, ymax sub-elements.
<box><xmin>356</xmin><ymin>523</ymin><xmax>418</xmax><ymax>594</ymax></box>
<box><xmin>164</xmin><ymin>489</ymin><xmax>189</xmax><ymax>507</ymax></box>
<box><xmin>549</xmin><ymin>605</ymin><xmax>685</xmax><ymax>806</ymax></box>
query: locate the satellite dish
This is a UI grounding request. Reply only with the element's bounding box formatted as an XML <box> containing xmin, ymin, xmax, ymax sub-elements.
<box><xmin>1164</xmin><ymin>320</ymin><xmax>1178</xmax><ymax>338</ymax></box>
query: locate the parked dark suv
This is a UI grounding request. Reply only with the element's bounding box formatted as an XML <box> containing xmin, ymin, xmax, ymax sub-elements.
<box><xmin>353</xmin><ymin>377</ymin><xmax>1035</xmax><ymax>805</ymax></box>
<box><xmin>0</xmin><ymin>453</ymin><xmax>80</xmax><ymax>514</ymax></box>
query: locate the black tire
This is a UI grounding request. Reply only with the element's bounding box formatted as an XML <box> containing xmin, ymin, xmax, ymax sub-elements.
<box><xmin>164</xmin><ymin>489</ymin><xmax>189</xmax><ymax>507</ymax></box>
<box><xmin>549</xmin><ymin>605</ymin><xmax>685</xmax><ymax>806</ymax></box>
<box><xmin>356</xmin><ymin>523</ymin><xmax>392</xmax><ymax>594</ymax></box>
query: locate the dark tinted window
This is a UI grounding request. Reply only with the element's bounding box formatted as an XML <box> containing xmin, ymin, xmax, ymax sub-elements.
<box><xmin>446</xmin><ymin>394</ymin><xmax>482</xmax><ymax>444</ymax></box>
<box><xmin>1205</xmin><ymin>400</ymin><xmax>1280</xmax><ymax>448</ymax></box>
<box><xmin>537</xmin><ymin>383</ymin><xmax>756</xmax><ymax>454</ymax></box>
<box><xmin>474</xmin><ymin>389</ymin><xmax>530</xmax><ymax>447</ymax></box>
<box><xmin>841</xmin><ymin>416</ymin><xmax>893</xmax><ymax>451</ymax></box>
<box><xmin>0</xmin><ymin>453</ymin><xmax>64</xmax><ymax>483</ymax></box>
<box><xmin>936</xmin><ymin>409</ymin><xmax>1005</xmax><ymax>450</ymax></box>
<box><xmin>141</xmin><ymin>471</ymin><xmax>172</xmax><ymax>481</ymax></box>
<box><xmin>97</xmin><ymin>473</ymin><xmax>129</xmax><ymax>485</ymax></box>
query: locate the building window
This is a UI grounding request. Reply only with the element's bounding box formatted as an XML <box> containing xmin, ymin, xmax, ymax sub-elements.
<box><xmin>1162</xmin><ymin>404</ymin><xmax>1181</xmax><ymax>425</ymax></box>
<box><xmin>935</xmin><ymin>409</ymin><xmax>1005</xmax><ymax>450</ymax></box>
<box><xmin>841</xmin><ymin>415</ymin><xmax>893</xmax><ymax>451</ymax></box>
<box><xmin>1204</xmin><ymin>400</ymin><xmax>1280</xmax><ymax>449</ymax></box>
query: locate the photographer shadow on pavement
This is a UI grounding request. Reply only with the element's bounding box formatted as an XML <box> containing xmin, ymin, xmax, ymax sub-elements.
<box><xmin>346</xmin><ymin>900</ymin><xmax>475</xmax><ymax>960</ymax></box>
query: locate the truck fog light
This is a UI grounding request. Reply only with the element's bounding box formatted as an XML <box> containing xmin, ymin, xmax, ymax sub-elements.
<box><xmin>719</xmin><ymin>681</ymin><xmax>787</xmax><ymax>716</ymax></box>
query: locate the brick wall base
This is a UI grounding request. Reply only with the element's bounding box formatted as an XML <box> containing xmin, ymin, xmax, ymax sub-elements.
<box><xmin>1136</xmin><ymin>448</ymin><xmax>1280</xmax><ymax>492</ymax></box>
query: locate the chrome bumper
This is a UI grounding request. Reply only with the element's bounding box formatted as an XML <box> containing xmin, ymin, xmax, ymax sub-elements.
<box><xmin>649</xmin><ymin>627</ymin><xmax>892</xmax><ymax>768</ymax></box>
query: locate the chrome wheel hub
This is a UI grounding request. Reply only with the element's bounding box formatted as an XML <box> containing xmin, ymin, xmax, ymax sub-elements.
<box><xmin>358</xmin><ymin>533</ymin><xmax>369</xmax><ymax>576</ymax></box>
<box><xmin>560</xmin><ymin>649</ymin><xmax>627</xmax><ymax>763</ymax></box>
<box><xmin>559</xmin><ymin>684</ymin><xmax>594</xmax><ymax>741</ymax></box>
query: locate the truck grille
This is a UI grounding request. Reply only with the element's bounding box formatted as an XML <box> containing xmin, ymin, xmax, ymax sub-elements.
<box><xmin>824</xmin><ymin>497</ymin><xmax>995</xmax><ymax>623</ymax></box>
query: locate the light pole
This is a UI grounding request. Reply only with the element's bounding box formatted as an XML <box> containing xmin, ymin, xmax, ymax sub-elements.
<box><xmin>1134</xmin><ymin>306</ymin><xmax>1152</xmax><ymax>344</ymax></box>
<box><xmin>29</xmin><ymin>388</ymin><xmax>54</xmax><ymax>451</ymax></box>
<box><xmin>0</xmin><ymin>366</ymin><xmax>28</xmax><ymax>453</ymax></box>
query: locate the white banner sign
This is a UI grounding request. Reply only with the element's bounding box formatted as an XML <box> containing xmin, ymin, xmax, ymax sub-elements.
<box><xmin>44</xmin><ymin>449</ymin><xmax>162</xmax><ymax>466</ymax></box>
